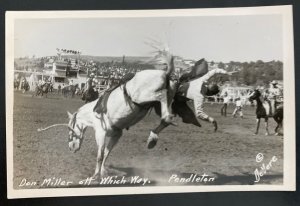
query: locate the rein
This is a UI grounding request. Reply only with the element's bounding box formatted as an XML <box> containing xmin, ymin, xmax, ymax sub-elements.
<box><xmin>71</xmin><ymin>112</ymin><xmax>77</xmax><ymax>129</ymax></box>
<box><xmin>37</xmin><ymin>123</ymin><xmax>69</xmax><ymax>132</ymax></box>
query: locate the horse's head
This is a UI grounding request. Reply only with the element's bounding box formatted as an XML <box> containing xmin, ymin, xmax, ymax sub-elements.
<box><xmin>67</xmin><ymin>111</ymin><xmax>87</xmax><ymax>153</ymax></box>
<box><xmin>248</xmin><ymin>89</ymin><xmax>261</xmax><ymax>101</ymax></box>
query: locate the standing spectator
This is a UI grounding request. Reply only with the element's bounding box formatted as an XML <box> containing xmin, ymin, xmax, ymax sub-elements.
<box><xmin>57</xmin><ymin>84</ymin><xmax>61</xmax><ymax>94</ymax></box>
<box><xmin>221</xmin><ymin>92</ymin><xmax>230</xmax><ymax>116</ymax></box>
<box><xmin>232</xmin><ymin>97</ymin><xmax>243</xmax><ymax>118</ymax></box>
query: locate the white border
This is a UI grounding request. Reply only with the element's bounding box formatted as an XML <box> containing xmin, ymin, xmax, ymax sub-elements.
<box><xmin>6</xmin><ymin>5</ymin><xmax>295</xmax><ymax>199</ymax></box>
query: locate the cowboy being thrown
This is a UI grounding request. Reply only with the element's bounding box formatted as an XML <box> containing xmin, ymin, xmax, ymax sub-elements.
<box><xmin>176</xmin><ymin>68</ymin><xmax>234</xmax><ymax>131</ymax></box>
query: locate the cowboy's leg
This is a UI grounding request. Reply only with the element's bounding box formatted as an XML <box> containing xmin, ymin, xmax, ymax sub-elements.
<box><xmin>270</xmin><ymin>99</ymin><xmax>275</xmax><ymax>116</ymax></box>
<box><xmin>224</xmin><ymin>103</ymin><xmax>227</xmax><ymax>116</ymax></box>
<box><xmin>193</xmin><ymin>94</ymin><xmax>217</xmax><ymax>131</ymax></box>
<box><xmin>264</xmin><ymin>118</ymin><xmax>269</xmax><ymax>135</ymax></box>
<box><xmin>239</xmin><ymin>107</ymin><xmax>243</xmax><ymax>118</ymax></box>
<box><xmin>263</xmin><ymin>101</ymin><xmax>270</xmax><ymax>116</ymax></box>
<box><xmin>232</xmin><ymin>107</ymin><xmax>237</xmax><ymax>117</ymax></box>
<box><xmin>93</xmin><ymin>90</ymin><xmax>106</xmax><ymax>115</ymax></box>
<box><xmin>221</xmin><ymin>104</ymin><xmax>224</xmax><ymax>115</ymax></box>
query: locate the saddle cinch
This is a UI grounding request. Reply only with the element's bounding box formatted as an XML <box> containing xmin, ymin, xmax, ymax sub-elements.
<box><xmin>93</xmin><ymin>73</ymin><xmax>136</xmax><ymax>114</ymax></box>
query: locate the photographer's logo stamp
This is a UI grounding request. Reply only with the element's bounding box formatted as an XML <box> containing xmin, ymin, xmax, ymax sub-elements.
<box><xmin>254</xmin><ymin>153</ymin><xmax>278</xmax><ymax>183</ymax></box>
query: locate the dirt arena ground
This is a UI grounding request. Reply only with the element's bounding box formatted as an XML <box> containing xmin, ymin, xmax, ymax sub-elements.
<box><xmin>12</xmin><ymin>91</ymin><xmax>283</xmax><ymax>189</ymax></box>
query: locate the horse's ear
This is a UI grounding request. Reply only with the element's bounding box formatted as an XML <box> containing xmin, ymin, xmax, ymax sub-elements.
<box><xmin>67</xmin><ymin>111</ymin><xmax>73</xmax><ymax>119</ymax></box>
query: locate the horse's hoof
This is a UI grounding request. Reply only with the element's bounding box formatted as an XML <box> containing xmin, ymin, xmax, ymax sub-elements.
<box><xmin>275</xmin><ymin>133</ymin><xmax>279</xmax><ymax>136</ymax></box>
<box><xmin>147</xmin><ymin>139</ymin><xmax>157</xmax><ymax>149</ymax></box>
<box><xmin>100</xmin><ymin>169</ymin><xmax>108</xmax><ymax>177</ymax></box>
<box><xmin>253</xmin><ymin>133</ymin><xmax>258</xmax><ymax>136</ymax></box>
<box><xmin>265</xmin><ymin>133</ymin><xmax>269</xmax><ymax>136</ymax></box>
<box><xmin>147</xmin><ymin>131</ymin><xmax>158</xmax><ymax>149</ymax></box>
<box><xmin>91</xmin><ymin>173</ymin><xmax>99</xmax><ymax>180</ymax></box>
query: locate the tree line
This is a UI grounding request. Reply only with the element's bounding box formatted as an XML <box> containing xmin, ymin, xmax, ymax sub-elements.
<box><xmin>210</xmin><ymin>60</ymin><xmax>283</xmax><ymax>86</ymax></box>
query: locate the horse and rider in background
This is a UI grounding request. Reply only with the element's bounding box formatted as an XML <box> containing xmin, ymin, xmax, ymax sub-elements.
<box><xmin>33</xmin><ymin>79</ymin><xmax>51</xmax><ymax>97</ymax></box>
<box><xmin>82</xmin><ymin>73</ymin><xmax>99</xmax><ymax>103</ymax></box>
<box><xmin>62</xmin><ymin>84</ymin><xmax>79</xmax><ymax>98</ymax></box>
<box><xmin>14</xmin><ymin>79</ymin><xmax>20</xmax><ymax>90</ymax></box>
<box><xmin>248</xmin><ymin>80</ymin><xmax>283</xmax><ymax>136</ymax></box>
<box><xmin>20</xmin><ymin>78</ymin><xmax>30</xmax><ymax>93</ymax></box>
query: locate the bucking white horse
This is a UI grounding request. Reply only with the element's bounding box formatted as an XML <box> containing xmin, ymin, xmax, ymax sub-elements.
<box><xmin>65</xmin><ymin>53</ymin><xmax>176</xmax><ymax>178</ymax></box>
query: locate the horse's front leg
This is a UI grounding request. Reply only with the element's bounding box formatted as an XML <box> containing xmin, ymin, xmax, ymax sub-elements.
<box><xmin>264</xmin><ymin>117</ymin><xmax>269</xmax><ymax>136</ymax></box>
<box><xmin>254</xmin><ymin>118</ymin><xmax>260</xmax><ymax>135</ymax></box>
<box><xmin>92</xmin><ymin>129</ymin><xmax>106</xmax><ymax>180</ymax></box>
<box><xmin>147</xmin><ymin>120</ymin><xmax>169</xmax><ymax>149</ymax></box>
<box><xmin>100</xmin><ymin>129</ymin><xmax>122</xmax><ymax>177</ymax></box>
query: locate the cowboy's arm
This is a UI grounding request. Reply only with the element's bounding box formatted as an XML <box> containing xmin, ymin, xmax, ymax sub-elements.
<box><xmin>201</xmin><ymin>68</ymin><xmax>228</xmax><ymax>82</ymax></box>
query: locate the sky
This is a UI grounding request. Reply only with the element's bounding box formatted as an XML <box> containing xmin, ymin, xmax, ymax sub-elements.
<box><xmin>14</xmin><ymin>15</ymin><xmax>283</xmax><ymax>62</ymax></box>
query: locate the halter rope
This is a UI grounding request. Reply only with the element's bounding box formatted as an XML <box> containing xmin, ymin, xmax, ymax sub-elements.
<box><xmin>37</xmin><ymin>123</ymin><xmax>69</xmax><ymax>132</ymax></box>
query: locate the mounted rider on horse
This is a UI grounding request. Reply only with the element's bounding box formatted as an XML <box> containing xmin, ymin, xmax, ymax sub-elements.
<box><xmin>263</xmin><ymin>80</ymin><xmax>283</xmax><ymax>117</ymax></box>
<box><xmin>82</xmin><ymin>73</ymin><xmax>99</xmax><ymax>103</ymax></box>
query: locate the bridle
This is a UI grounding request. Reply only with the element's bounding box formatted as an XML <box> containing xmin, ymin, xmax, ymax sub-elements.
<box><xmin>68</xmin><ymin>112</ymin><xmax>84</xmax><ymax>142</ymax></box>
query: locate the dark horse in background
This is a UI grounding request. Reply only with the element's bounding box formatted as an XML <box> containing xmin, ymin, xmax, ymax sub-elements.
<box><xmin>82</xmin><ymin>87</ymin><xmax>99</xmax><ymax>103</ymax></box>
<box><xmin>248</xmin><ymin>89</ymin><xmax>283</xmax><ymax>136</ymax></box>
<box><xmin>63</xmin><ymin>84</ymin><xmax>79</xmax><ymax>98</ymax></box>
<box><xmin>20</xmin><ymin>81</ymin><xmax>30</xmax><ymax>93</ymax></box>
<box><xmin>14</xmin><ymin>79</ymin><xmax>20</xmax><ymax>90</ymax></box>
<box><xmin>33</xmin><ymin>82</ymin><xmax>51</xmax><ymax>97</ymax></box>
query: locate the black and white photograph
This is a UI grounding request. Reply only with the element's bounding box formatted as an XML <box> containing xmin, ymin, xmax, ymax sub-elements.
<box><xmin>6</xmin><ymin>6</ymin><xmax>295</xmax><ymax>198</ymax></box>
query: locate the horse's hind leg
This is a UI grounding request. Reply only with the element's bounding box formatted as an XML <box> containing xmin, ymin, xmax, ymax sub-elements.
<box><xmin>100</xmin><ymin>129</ymin><xmax>122</xmax><ymax>177</ymax></box>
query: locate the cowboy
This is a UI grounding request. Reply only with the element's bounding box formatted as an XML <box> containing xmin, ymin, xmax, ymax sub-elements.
<box><xmin>264</xmin><ymin>80</ymin><xmax>281</xmax><ymax>116</ymax></box>
<box><xmin>221</xmin><ymin>91</ymin><xmax>230</xmax><ymax>116</ymax></box>
<box><xmin>232</xmin><ymin>96</ymin><xmax>243</xmax><ymax>118</ymax></box>
<box><xmin>38</xmin><ymin>79</ymin><xmax>45</xmax><ymax>87</ymax></box>
<box><xmin>69</xmin><ymin>80</ymin><xmax>73</xmax><ymax>86</ymax></box>
<box><xmin>57</xmin><ymin>84</ymin><xmax>62</xmax><ymax>94</ymax></box>
<box><xmin>177</xmin><ymin>68</ymin><xmax>231</xmax><ymax>130</ymax></box>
